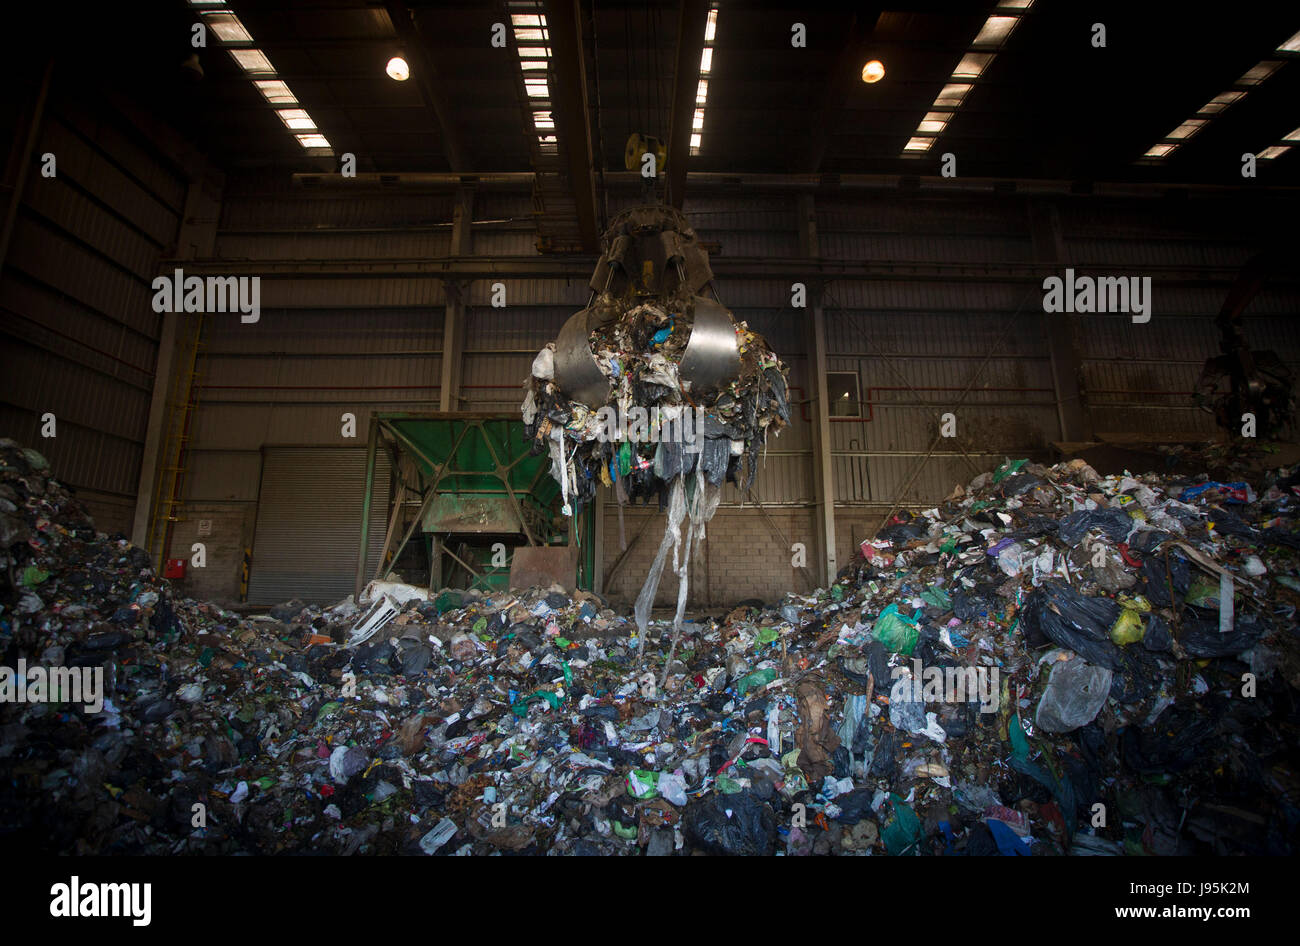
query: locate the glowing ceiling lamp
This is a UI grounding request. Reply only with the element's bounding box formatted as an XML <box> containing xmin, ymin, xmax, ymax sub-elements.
<box><xmin>386</xmin><ymin>56</ymin><xmax>410</xmax><ymax>81</ymax></box>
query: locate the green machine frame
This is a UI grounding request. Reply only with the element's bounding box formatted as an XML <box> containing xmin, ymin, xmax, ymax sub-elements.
<box><xmin>355</xmin><ymin>412</ymin><xmax>595</xmax><ymax>595</ymax></box>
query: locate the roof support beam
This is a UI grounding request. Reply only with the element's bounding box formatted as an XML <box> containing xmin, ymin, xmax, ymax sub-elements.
<box><xmin>546</xmin><ymin>0</ymin><xmax>600</xmax><ymax>252</ymax></box>
<box><xmin>165</xmin><ymin>255</ymin><xmax>1270</xmax><ymax>286</ymax></box>
<box><xmin>384</xmin><ymin>0</ymin><xmax>468</xmax><ymax>171</ymax></box>
<box><xmin>665</xmin><ymin>0</ymin><xmax>710</xmax><ymax>209</ymax></box>
<box><xmin>803</xmin><ymin>12</ymin><xmax>874</xmax><ymax>173</ymax></box>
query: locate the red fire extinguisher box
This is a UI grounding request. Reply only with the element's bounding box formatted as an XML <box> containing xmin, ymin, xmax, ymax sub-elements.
<box><xmin>164</xmin><ymin>559</ymin><xmax>186</xmax><ymax>579</ymax></box>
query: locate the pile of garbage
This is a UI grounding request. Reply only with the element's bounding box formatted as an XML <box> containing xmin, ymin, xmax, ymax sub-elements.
<box><xmin>2</xmin><ymin>437</ymin><xmax>1298</xmax><ymax>855</ymax></box>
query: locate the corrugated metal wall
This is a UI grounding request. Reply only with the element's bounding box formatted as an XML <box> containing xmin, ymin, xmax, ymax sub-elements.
<box><xmin>811</xmin><ymin>195</ymin><xmax>1052</xmax><ymax>513</ymax></box>
<box><xmin>0</xmin><ymin>90</ymin><xmax>184</xmax><ymax>535</ymax></box>
<box><xmin>1059</xmin><ymin>200</ymin><xmax>1300</xmax><ymax>439</ymax></box>
<box><xmin>172</xmin><ymin>176</ymin><xmax>1300</xmax><ymax>603</ymax></box>
<box><xmin>689</xmin><ymin>198</ymin><xmax>812</xmax><ymax>507</ymax></box>
<box><xmin>191</xmin><ymin>174</ymin><xmax>456</xmax><ymax>502</ymax></box>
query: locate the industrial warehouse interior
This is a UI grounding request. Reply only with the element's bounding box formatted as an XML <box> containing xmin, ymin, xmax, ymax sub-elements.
<box><xmin>2</xmin><ymin>0</ymin><xmax>1299</xmax><ymax>894</ymax></box>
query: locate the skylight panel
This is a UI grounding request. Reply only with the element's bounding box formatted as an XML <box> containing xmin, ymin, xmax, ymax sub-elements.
<box><xmin>691</xmin><ymin>6</ymin><xmax>718</xmax><ymax>155</ymax></box>
<box><xmin>197</xmin><ymin>5</ymin><xmax>329</xmax><ymax>154</ymax></box>
<box><xmin>228</xmin><ymin>49</ymin><xmax>274</xmax><ymax>75</ymax></box>
<box><xmin>952</xmin><ymin>52</ymin><xmax>994</xmax><ymax>79</ymax></box>
<box><xmin>254</xmin><ymin>80</ymin><xmax>296</xmax><ymax>105</ymax></box>
<box><xmin>972</xmin><ymin>16</ymin><xmax>1019</xmax><ymax>48</ymax></box>
<box><xmin>1140</xmin><ymin>32</ymin><xmax>1292</xmax><ymax>162</ymax></box>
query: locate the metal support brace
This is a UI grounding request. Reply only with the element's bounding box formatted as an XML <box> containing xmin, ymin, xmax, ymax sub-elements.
<box><xmin>355</xmin><ymin>416</ymin><xmax>379</xmax><ymax>597</ymax></box>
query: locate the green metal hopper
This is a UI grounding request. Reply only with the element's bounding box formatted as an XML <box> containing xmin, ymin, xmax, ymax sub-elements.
<box><xmin>356</xmin><ymin>412</ymin><xmax>594</xmax><ymax>595</ymax></box>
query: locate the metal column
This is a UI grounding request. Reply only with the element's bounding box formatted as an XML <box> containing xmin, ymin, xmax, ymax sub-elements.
<box><xmin>355</xmin><ymin>416</ymin><xmax>379</xmax><ymax>596</ymax></box>
<box><xmin>799</xmin><ymin>194</ymin><xmax>838</xmax><ymax>584</ymax></box>
<box><xmin>1029</xmin><ymin>199</ymin><xmax>1087</xmax><ymax>442</ymax></box>
<box><xmin>439</xmin><ymin>188</ymin><xmax>472</xmax><ymax>412</ymax></box>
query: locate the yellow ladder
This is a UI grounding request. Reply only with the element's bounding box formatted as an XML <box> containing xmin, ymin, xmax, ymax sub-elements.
<box><xmin>145</xmin><ymin>314</ymin><xmax>205</xmax><ymax>572</ymax></box>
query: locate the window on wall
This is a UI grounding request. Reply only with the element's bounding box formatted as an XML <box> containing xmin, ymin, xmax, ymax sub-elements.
<box><xmin>826</xmin><ymin>372</ymin><xmax>862</xmax><ymax>418</ymax></box>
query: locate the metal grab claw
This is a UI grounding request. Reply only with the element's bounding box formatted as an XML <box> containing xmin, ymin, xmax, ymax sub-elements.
<box><xmin>553</xmin><ymin>295</ymin><xmax>741</xmax><ymax>408</ymax></box>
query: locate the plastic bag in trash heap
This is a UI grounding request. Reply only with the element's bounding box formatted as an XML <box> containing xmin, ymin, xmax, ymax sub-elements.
<box><xmin>1035</xmin><ymin>652</ymin><xmax>1113</xmax><ymax>732</ymax></box>
<box><xmin>1020</xmin><ymin>580</ymin><xmax>1122</xmax><ymax>670</ymax></box>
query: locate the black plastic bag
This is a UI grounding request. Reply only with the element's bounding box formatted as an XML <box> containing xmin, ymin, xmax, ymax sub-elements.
<box><xmin>1109</xmin><ymin>648</ymin><xmax>1159</xmax><ymax>704</ymax></box>
<box><xmin>1020</xmin><ymin>580</ymin><xmax>1121</xmax><ymax>670</ymax></box>
<box><xmin>1261</xmin><ymin>527</ymin><xmax>1300</xmax><ymax>550</ymax></box>
<box><xmin>1143</xmin><ymin>613</ymin><xmax>1172</xmax><ymax>652</ymax></box>
<box><xmin>878</xmin><ymin>521</ymin><xmax>925</xmax><ymax>545</ymax></box>
<box><xmin>1122</xmin><ymin>709</ymin><xmax>1216</xmax><ymax>775</ymax></box>
<box><xmin>700</xmin><ymin>437</ymin><xmax>731</xmax><ymax>486</ymax></box>
<box><xmin>833</xmin><ymin>788</ymin><xmax>878</xmax><ymax>825</ymax></box>
<box><xmin>953</xmin><ymin>585</ymin><xmax>1001</xmax><ymax>622</ymax></box>
<box><xmin>1180</xmin><ymin>611</ymin><xmax>1267</xmax><ymax>657</ymax></box>
<box><xmin>1000</xmin><ymin>473</ymin><xmax>1044</xmax><ymax>497</ymax></box>
<box><xmin>1058</xmin><ymin>508</ymin><xmax>1135</xmax><ymax>545</ymax></box>
<box><xmin>1010</xmin><ymin>516</ymin><xmax>1059</xmax><ymax>540</ymax></box>
<box><xmin>764</xmin><ymin>367</ymin><xmax>790</xmax><ymax>423</ymax></box>
<box><xmin>682</xmin><ymin>790</ymin><xmax>777</xmax><ymax>856</ymax></box>
<box><xmin>1140</xmin><ymin>552</ymin><xmax>1190</xmax><ymax>608</ymax></box>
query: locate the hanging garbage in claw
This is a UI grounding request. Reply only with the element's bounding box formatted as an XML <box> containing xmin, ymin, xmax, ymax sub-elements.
<box><xmin>522</xmin><ymin>205</ymin><xmax>791</xmax><ymax>652</ymax></box>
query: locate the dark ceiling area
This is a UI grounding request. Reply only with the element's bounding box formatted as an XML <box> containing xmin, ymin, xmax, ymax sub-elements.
<box><xmin>6</xmin><ymin>0</ymin><xmax>1298</xmax><ymax>188</ymax></box>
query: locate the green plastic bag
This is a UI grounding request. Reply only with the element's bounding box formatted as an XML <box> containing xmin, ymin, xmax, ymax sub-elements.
<box><xmin>755</xmin><ymin>627</ymin><xmax>780</xmax><ymax>646</ymax></box>
<box><xmin>1008</xmin><ymin>712</ymin><xmax>1030</xmax><ymax>761</ymax></box>
<box><xmin>920</xmin><ymin>585</ymin><xmax>951</xmax><ymax>610</ymax></box>
<box><xmin>872</xmin><ymin>604</ymin><xmax>919</xmax><ymax>655</ymax></box>
<box><xmin>737</xmin><ymin>667</ymin><xmax>777</xmax><ymax>696</ymax></box>
<box><xmin>314</xmin><ymin>701</ymin><xmax>342</xmax><ymax>727</ymax></box>
<box><xmin>992</xmin><ymin>458</ymin><xmax>1029</xmax><ymax>484</ymax></box>
<box><xmin>881</xmin><ymin>794</ymin><xmax>922</xmax><ymax>855</ymax></box>
<box><xmin>627</xmin><ymin>769</ymin><xmax>659</xmax><ymax>799</ymax></box>
<box><xmin>511</xmin><ymin>690</ymin><xmax>562</xmax><ymax>717</ymax></box>
<box><xmin>21</xmin><ymin>565</ymin><xmax>49</xmax><ymax>587</ymax></box>
<box><xmin>434</xmin><ymin>591</ymin><xmax>463</xmax><ymax>614</ymax></box>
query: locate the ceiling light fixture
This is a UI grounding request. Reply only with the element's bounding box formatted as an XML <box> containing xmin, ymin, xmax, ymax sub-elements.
<box><xmin>691</xmin><ymin>5</ymin><xmax>719</xmax><ymax>155</ymax></box>
<box><xmin>861</xmin><ymin>59</ymin><xmax>885</xmax><ymax>83</ymax></box>
<box><xmin>901</xmin><ymin>10</ymin><xmax>1026</xmax><ymax>157</ymax></box>
<box><xmin>386</xmin><ymin>56</ymin><xmax>410</xmax><ymax>81</ymax></box>
<box><xmin>1140</xmin><ymin>29</ymin><xmax>1295</xmax><ymax>163</ymax></box>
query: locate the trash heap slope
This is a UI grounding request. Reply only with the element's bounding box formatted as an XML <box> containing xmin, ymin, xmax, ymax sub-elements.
<box><xmin>2</xmin><ymin>439</ymin><xmax>1297</xmax><ymax>855</ymax></box>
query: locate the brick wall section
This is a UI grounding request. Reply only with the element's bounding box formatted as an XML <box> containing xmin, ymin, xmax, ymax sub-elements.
<box><xmin>166</xmin><ymin>503</ymin><xmax>257</xmax><ymax>605</ymax></box>
<box><xmin>79</xmin><ymin>493</ymin><xmax>134</xmax><ymax>540</ymax></box>
<box><xmin>601</xmin><ymin>503</ymin><xmax>817</xmax><ymax>608</ymax></box>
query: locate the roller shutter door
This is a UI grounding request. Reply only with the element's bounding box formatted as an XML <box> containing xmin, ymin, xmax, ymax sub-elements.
<box><xmin>247</xmin><ymin>447</ymin><xmax>391</xmax><ymax>605</ymax></box>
